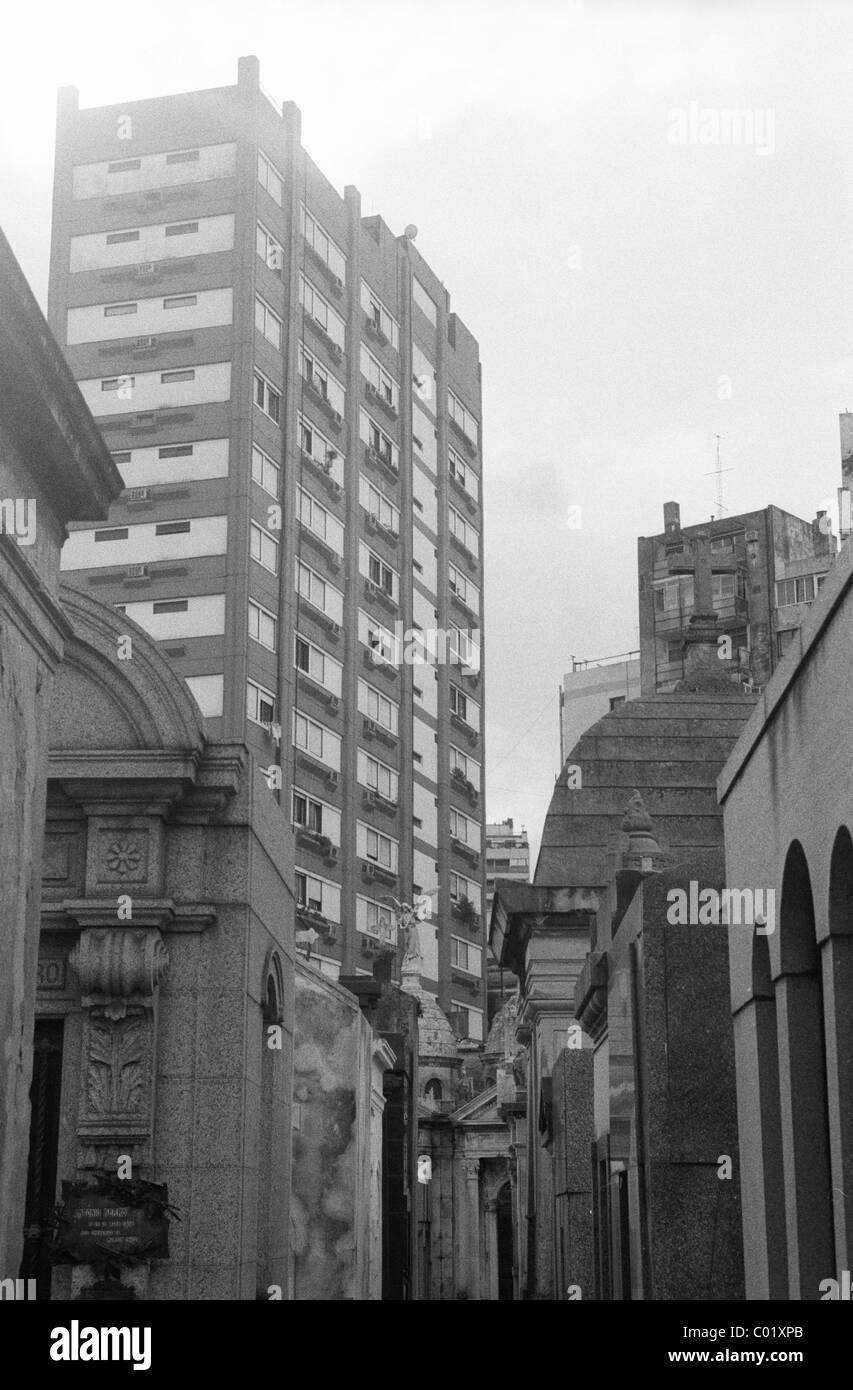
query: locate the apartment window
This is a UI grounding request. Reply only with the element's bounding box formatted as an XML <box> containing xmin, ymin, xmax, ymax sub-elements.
<box><xmin>300</xmin><ymin>204</ymin><xmax>346</xmax><ymax>281</ymax></box>
<box><xmin>293</xmin><ymin>710</ymin><xmax>341</xmax><ymax>769</ymax></box>
<box><xmin>165</xmin><ymin>221</ymin><xmax>199</xmax><ymax>237</ymax></box>
<box><xmin>358</xmin><ymin>821</ymin><xmax>398</xmax><ymax>872</ymax></box>
<box><xmin>159</xmin><ymin>444</ymin><xmax>193</xmax><ymax>459</ymax></box>
<box><xmin>298</xmin><ymin>487</ymin><xmax>344</xmax><ymax>555</ymax></box>
<box><xmin>359</xmin><ymin>410</ymin><xmax>398</xmax><ymax>470</ymax></box>
<box><xmin>257</xmin><ymin>151</ymin><xmax>283</xmax><ymax>205</ymax></box>
<box><xmin>293</xmin><ymin>790</ymin><xmax>324</xmax><ymax>834</ymax></box>
<box><xmin>710</xmin><ymin>534</ymin><xmax>736</xmax><ymax>552</ymax></box>
<box><xmin>111</xmin><ymin>452</ymin><xmax>132</xmax><ymax>464</ymax></box>
<box><xmin>357</xmin><ymin>749</ymin><xmax>398</xmax><ymax>802</ymax></box>
<box><xmin>254</xmin><ymin>371</ymin><xmax>281</xmax><ymax>423</ymax></box>
<box><xmin>101</xmin><ymin>376</ymin><xmax>135</xmax><ymax>392</ymax></box>
<box><xmin>449</xmin><ymin>504</ymin><xmax>479</xmax><ymax>557</ymax></box>
<box><xmin>256</xmin><ymin>221</ymin><xmax>284</xmax><ymax>275</ymax></box>
<box><xmin>449</xmin><ymin>684</ymin><xmax>468</xmax><ymax>722</ymax></box>
<box><xmin>776</xmin><ymin>575</ymin><xmax>817</xmax><ymax>607</ymax></box>
<box><xmin>413</xmin><ymin>277</ymin><xmax>437</xmax><ymax>324</ymax></box>
<box><xmin>450</xmin><ymin>745</ymin><xmax>471</xmax><ymax>780</ymax></box>
<box><xmin>108</xmin><ymin>158</ymin><xmax>141</xmax><ymax>173</ymax></box>
<box><xmin>360</xmin><ymin>610</ymin><xmax>397</xmax><ymax>663</ymax></box>
<box><xmin>448</xmin><ymin>389</ymin><xmax>479</xmax><ymax>447</ymax></box>
<box><xmin>292</xmin><ymin>790</ymin><xmax>341</xmax><ymax>846</ymax></box>
<box><xmin>449</xmin><ymin>562</ymin><xmax>478</xmax><ymax>609</ymax></box>
<box><xmin>450</xmin><ymin>872</ymin><xmax>480</xmax><ymax>912</ymax></box>
<box><xmin>299</xmin><ymin>275</ymin><xmax>345</xmax><ymax>349</ymax></box>
<box><xmin>152</xmin><ymin>599</ymin><xmax>188</xmax><ymax>615</ymax></box>
<box><xmin>247</xmin><ymin>679</ymin><xmax>276</xmax><ymax>726</ymax></box>
<box><xmin>451</xmin><ymin>807</ymin><xmax>478</xmax><ymax>845</ymax></box>
<box><xmin>248</xmin><ymin>599</ymin><xmax>277</xmax><ymax>651</ymax></box>
<box><xmin>251</xmin><ymin>444</ymin><xmax>280</xmax><ymax>498</ymax></box>
<box><xmin>166</xmin><ymin>149</ymin><xmax>200</xmax><ymax>164</ymax></box>
<box><xmin>711</xmin><ymin>571</ymin><xmax>746</xmax><ymax>603</ymax></box>
<box><xmin>161</xmin><ymin>370</ymin><xmax>195</xmax><ymax>384</ymax></box>
<box><xmin>94</xmin><ymin>527</ymin><xmax>128</xmax><ymax>543</ymax></box>
<box><xmin>451</xmin><ymin>937</ymin><xmax>482</xmax><ymax>976</ymax></box>
<box><xmin>296</xmin><ymin>559</ymin><xmax>343</xmax><ymax>623</ymax></box>
<box><xmin>298</xmin><ymin>343</ymin><xmax>345</xmax><ymax>414</ymax></box>
<box><xmin>359</xmin><ymin>475</ymin><xmax>399</xmax><ymax>534</ymax></box>
<box><xmin>298</xmin><ymin>415</ymin><xmax>341</xmax><ymax>477</ymax></box>
<box><xmin>250</xmin><ymin>520</ymin><xmax>279</xmax><ymax>573</ymax></box>
<box><xmin>654</xmin><ymin>577</ymin><xmax>693</xmax><ymax>613</ymax></box>
<box><xmin>104</xmin><ymin>302</ymin><xmax>138</xmax><ymax>317</ymax></box>
<box><xmin>357</xmin><ymin>896</ymin><xmax>395</xmax><ymax>941</ymax></box>
<box><xmin>360</xmin><ymin>345</ymin><xmax>399</xmax><ymax>409</ymax></box>
<box><xmin>448</xmin><ymin>445</ymin><xmax>479</xmax><ymax>500</ymax></box>
<box><xmin>358</xmin><ymin>679</ymin><xmax>398</xmax><ymax>735</ymax></box>
<box><xmin>360</xmin><ymin>543</ymin><xmax>398</xmax><ymax>601</ymax></box>
<box><xmin>154</xmin><ymin>520</ymin><xmax>190</xmax><ymax>536</ymax></box>
<box><xmin>360</xmin><ymin>281</ymin><xmax>399</xmax><ymax>349</ymax></box>
<box><xmin>105</xmin><ymin>229</ymin><xmax>140</xmax><ymax>245</ymax></box>
<box><xmin>296</xmin><ymin>871</ymin><xmax>341</xmax><ymax>923</ymax></box>
<box><xmin>255</xmin><ymin>296</ymin><xmax>283</xmax><ymax>350</ymax></box>
<box><xmin>163</xmin><ymin>294</ymin><xmax>197</xmax><ymax>310</ymax></box>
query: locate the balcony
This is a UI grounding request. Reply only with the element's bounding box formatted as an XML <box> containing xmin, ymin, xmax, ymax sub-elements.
<box><xmin>364</xmin><ymin>379</ymin><xmax>398</xmax><ymax>420</ymax></box>
<box><xmin>451</xmin><ymin>766</ymin><xmax>479</xmax><ymax>808</ymax></box>
<box><xmin>363</xmin><ymin>575</ymin><xmax>398</xmax><ymax>615</ymax></box>
<box><xmin>302</xmin><ymin>376</ymin><xmax>343</xmax><ymax>430</ymax></box>
<box><xmin>363</xmin><ymin>508</ymin><xmax>399</xmax><ymax>547</ymax></box>
<box><xmin>362</xmin><ymin>787</ymin><xmax>398</xmax><ymax>818</ymax></box>
<box><xmin>451</xmin><ymin>835</ymin><xmax>480</xmax><ymax>868</ymax></box>
<box><xmin>295</xmin><ymin>906</ymin><xmax>338</xmax><ymax>943</ymax></box>
<box><xmin>362</xmin><ymin>715</ymin><xmax>398</xmax><ymax>748</ymax></box>
<box><xmin>363</xmin><ymin>313</ymin><xmax>389</xmax><ymax>348</ymax></box>
<box><xmin>364</xmin><ymin>443</ymin><xmax>399</xmax><ymax>481</ymax></box>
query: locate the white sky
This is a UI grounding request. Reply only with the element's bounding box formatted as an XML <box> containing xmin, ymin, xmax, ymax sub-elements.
<box><xmin>2</xmin><ymin>0</ymin><xmax>852</xmax><ymax>866</ymax></box>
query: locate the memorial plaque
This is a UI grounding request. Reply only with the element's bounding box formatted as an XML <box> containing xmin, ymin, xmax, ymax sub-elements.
<box><xmin>55</xmin><ymin>1181</ymin><xmax>170</xmax><ymax>1263</ymax></box>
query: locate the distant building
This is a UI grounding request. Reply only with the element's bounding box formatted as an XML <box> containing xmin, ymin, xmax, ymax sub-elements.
<box><xmin>485</xmin><ymin>820</ymin><xmax>529</xmax><ymax>1022</ymax></box>
<box><xmin>638</xmin><ymin>500</ymin><xmax>835</xmax><ymax>697</ymax></box>
<box><xmin>559</xmin><ymin>652</ymin><xmax>640</xmax><ymax>767</ymax></box>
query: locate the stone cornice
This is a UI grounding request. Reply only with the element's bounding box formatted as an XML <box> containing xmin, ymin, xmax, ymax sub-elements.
<box><xmin>41</xmin><ymin>899</ymin><xmax>216</xmax><ymax>934</ymax></box>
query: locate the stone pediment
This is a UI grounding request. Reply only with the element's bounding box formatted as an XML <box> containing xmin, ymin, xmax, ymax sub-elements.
<box><xmin>448</xmin><ymin>1084</ymin><xmax>502</xmax><ymax>1127</ymax></box>
<box><xmin>49</xmin><ymin>586</ymin><xmax>205</xmax><ymax>754</ymax></box>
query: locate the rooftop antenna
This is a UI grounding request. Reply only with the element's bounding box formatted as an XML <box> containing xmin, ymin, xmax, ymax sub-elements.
<box><xmin>705</xmin><ymin>433</ymin><xmax>733</xmax><ymax>518</ymax></box>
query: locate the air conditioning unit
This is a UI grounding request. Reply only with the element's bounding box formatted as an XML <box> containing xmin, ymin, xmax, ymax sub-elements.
<box><xmin>125</xmin><ymin>487</ymin><xmax>150</xmax><ymax>501</ymax></box>
<box><xmin>332</xmin><ymin>411</ymin><xmax>343</xmax><ymax>426</ymax></box>
<box><xmin>367</xmin><ymin>512</ymin><xmax>378</xmax><ymax>528</ymax></box>
<box><xmin>324</xmin><ymin>845</ymin><xmax>339</xmax><ymax>864</ymax></box>
<box><xmin>125</xmin><ymin>564</ymin><xmax>148</xmax><ymax>578</ymax></box>
<box><xmin>267</xmin><ymin>247</ymin><xmax>284</xmax><ymax>272</ymax></box>
<box><xmin>329</xmin><ymin>343</ymin><xmax>343</xmax><ymax>360</ymax></box>
<box><xmin>366</xmin><ymin>382</ymin><xmax>378</xmax><ymax>399</ymax></box>
<box><xmin>326</xmin><ymin>769</ymin><xmax>340</xmax><ymax>786</ymax></box>
<box><xmin>328</xmin><ymin>695</ymin><xmax>340</xmax><ymax>711</ymax></box>
<box><xmin>135</xmin><ymin>336</ymin><xmax>157</xmax><ymax>349</ymax></box>
<box><xmin>362</xmin><ymin>861</ymin><xmax>375</xmax><ymax>879</ymax></box>
<box><xmin>364</xmin><ymin>790</ymin><xmax>377</xmax><ymax>808</ymax></box>
<box><xmin>365</xmin><ymin>719</ymin><xmax>378</xmax><ymax>736</ymax></box>
<box><xmin>333</xmin><ymin>276</ymin><xmax>344</xmax><ymax>294</ymax></box>
<box><xmin>329</xmin><ymin>623</ymin><xmax>342</xmax><ymax>638</ymax></box>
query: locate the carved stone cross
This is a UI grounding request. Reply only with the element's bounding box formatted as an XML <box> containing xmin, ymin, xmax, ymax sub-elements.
<box><xmin>667</xmin><ymin>529</ymin><xmax>739</xmax><ymax>620</ymax></box>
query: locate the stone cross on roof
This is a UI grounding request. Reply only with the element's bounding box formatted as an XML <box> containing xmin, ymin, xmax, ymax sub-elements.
<box><xmin>667</xmin><ymin>529</ymin><xmax>715</xmax><ymax>619</ymax></box>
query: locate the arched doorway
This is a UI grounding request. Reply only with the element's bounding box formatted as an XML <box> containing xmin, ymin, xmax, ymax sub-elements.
<box><xmin>496</xmin><ymin>1182</ymin><xmax>514</xmax><ymax>1300</ymax></box>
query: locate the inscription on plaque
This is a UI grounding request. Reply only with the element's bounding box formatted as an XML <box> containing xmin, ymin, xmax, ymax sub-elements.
<box><xmin>54</xmin><ymin>1181</ymin><xmax>170</xmax><ymax>1263</ymax></box>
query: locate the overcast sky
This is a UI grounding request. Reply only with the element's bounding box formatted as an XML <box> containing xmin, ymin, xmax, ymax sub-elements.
<box><xmin>3</xmin><ymin>0</ymin><xmax>852</xmax><ymax>866</ymax></box>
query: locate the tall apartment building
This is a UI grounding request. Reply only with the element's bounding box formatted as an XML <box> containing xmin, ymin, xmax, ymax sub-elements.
<box><xmin>558</xmin><ymin>651</ymin><xmax>640</xmax><ymax>766</ymax></box>
<box><xmin>49</xmin><ymin>57</ymin><xmax>487</xmax><ymax>1037</ymax></box>
<box><xmin>638</xmin><ymin>500</ymin><xmax>835</xmax><ymax>696</ymax></box>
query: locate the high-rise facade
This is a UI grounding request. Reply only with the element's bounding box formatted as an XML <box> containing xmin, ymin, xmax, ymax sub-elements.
<box><xmin>49</xmin><ymin>56</ymin><xmax>486</xmax><ymax>1036</ymax></box>
<box><xmin>484</xmin><ymin>819</ymin><xmax>529</xmax><ymax>1023</ymax></box>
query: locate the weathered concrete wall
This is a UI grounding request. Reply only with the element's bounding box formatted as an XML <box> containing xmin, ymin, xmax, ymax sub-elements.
<box><xmin>291</xmin><ymin>964</ymin><xmax>374</xmax><ymax>1300</ymax></box>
